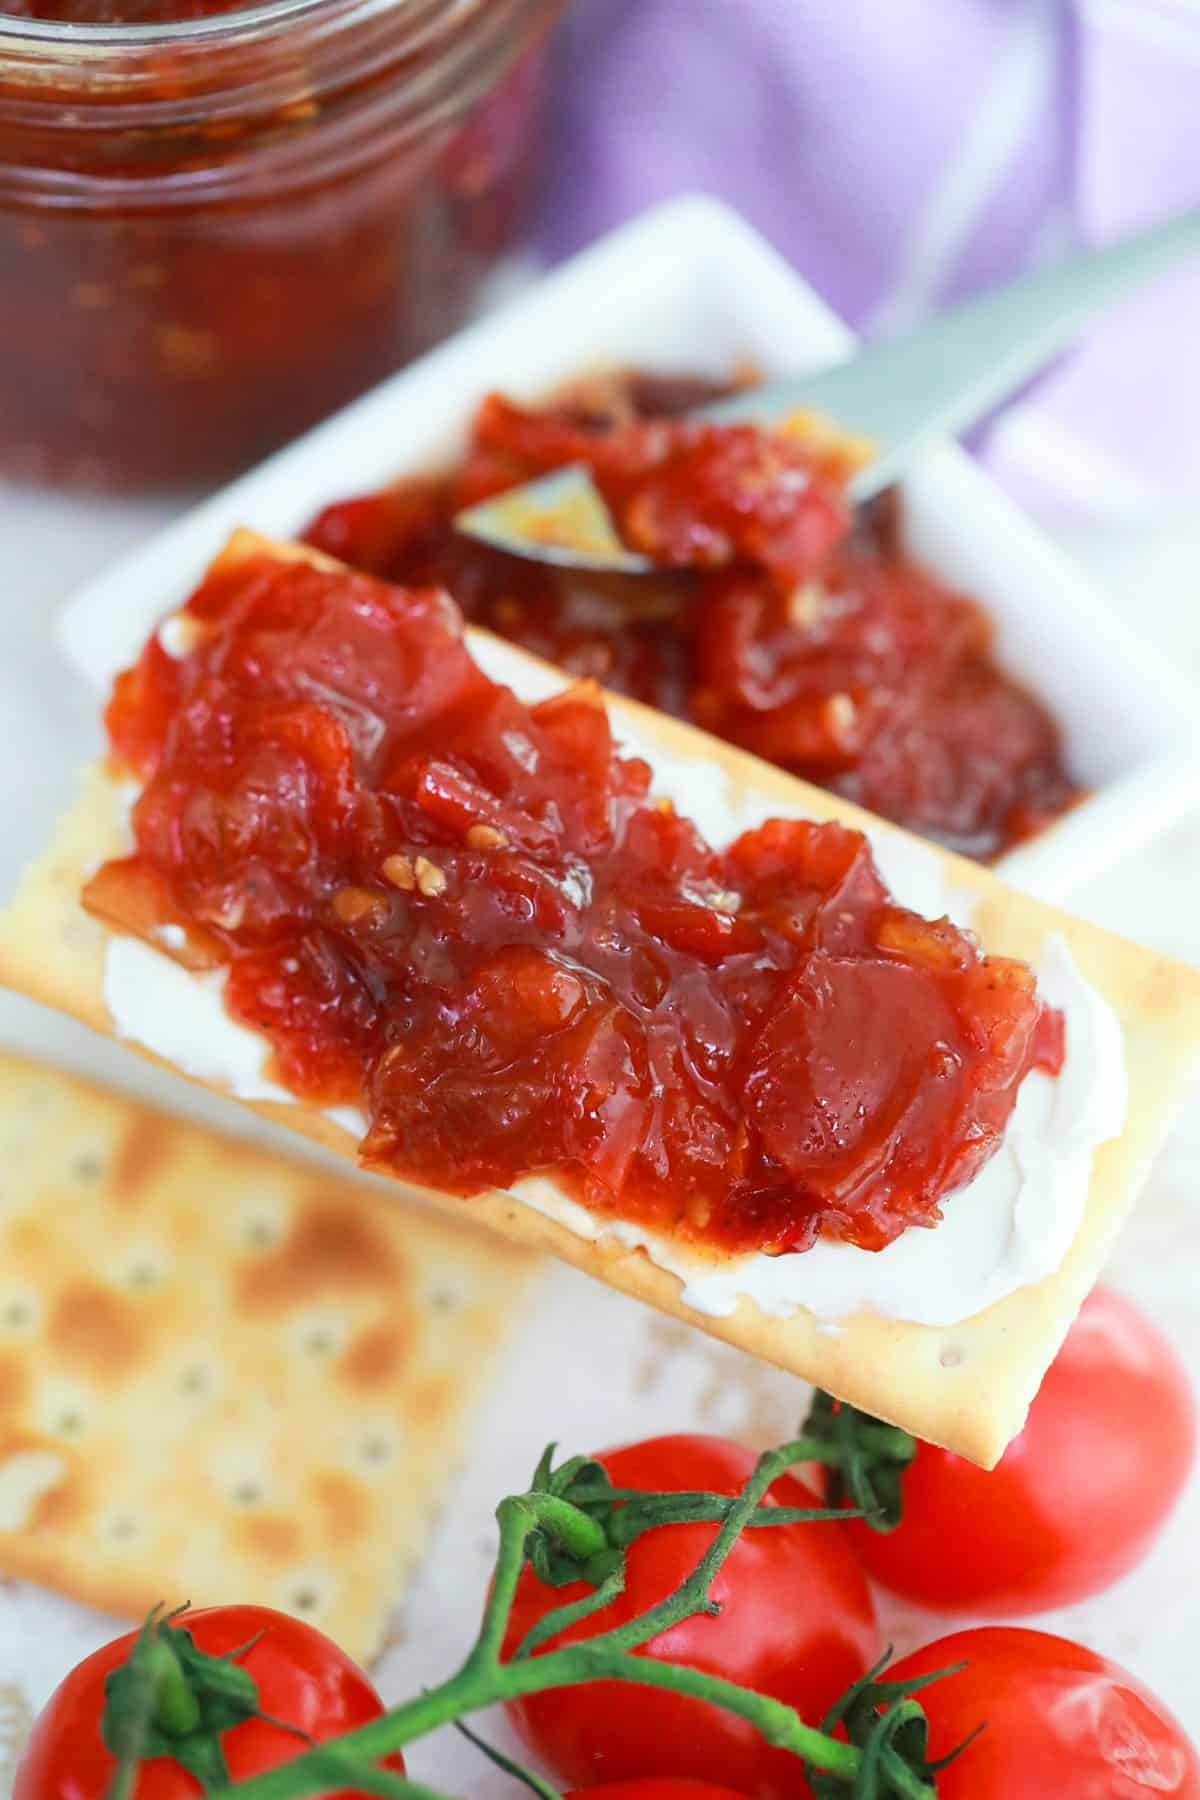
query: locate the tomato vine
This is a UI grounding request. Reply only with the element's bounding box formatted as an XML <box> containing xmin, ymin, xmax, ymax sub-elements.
<box><xmin>105</xmin><ymin>1426</ymin><xmax>958</xmax><ymax>1800</ymax></box>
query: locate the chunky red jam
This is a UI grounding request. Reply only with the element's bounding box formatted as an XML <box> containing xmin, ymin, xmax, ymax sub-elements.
<box><xmin>91</xmin><ymin>547</ymin><xmax>1064</xmax><ymax>1257</ymax></box>
<box><xmin>305</xmin><ymin>373</ymin><xmax>1081</xmax><ymax>860</ymax></box>
<box><xmin>0</xmin><ymin>4</ymin><xmax>559</xmax><ymax>490</ymax></box>
<box><xmin>7</xmin><ymin>0</ymin><xmax>250</xmax><ymax>18</ymax></box>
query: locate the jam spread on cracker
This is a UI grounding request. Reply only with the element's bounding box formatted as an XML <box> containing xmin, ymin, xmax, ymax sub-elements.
<box><xmin>306</xmin><ymin>375</ymin><xmax>1080</xmax><ymax>861</ymax></box>
<box><xmin>89</xmin><ymin>545</ymin><xmax>1063</xmax><ymax>1258</ymax></box>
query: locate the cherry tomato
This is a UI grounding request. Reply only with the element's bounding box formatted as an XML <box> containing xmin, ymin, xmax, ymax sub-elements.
<box><xmin>889</xmin><ymin>1627</ymin><xmax>1200</xmax><ymax>1799</ymax></box>
<box><xmin>843</xmin><ymin>1285</ymin><xmax>1196</xmax><ymax>1612</ymax></box>
<box><xmin>503</xmin><ymin>1433</ymin><xmax>878</xmax><ymax>1800</ymax></box>
<box><xmin>14</xmin><ymin>1604</ymin><xmax>405</xmax><ymax>1799</ymax></box>
<box><xmin>567</xmin><ymin>1786</ymin><xmax>749</xmax><ymax>1797</ymax></box>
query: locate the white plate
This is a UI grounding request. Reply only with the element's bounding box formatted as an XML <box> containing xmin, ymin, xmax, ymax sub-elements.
<box><xmin>56</xmin><ymin>193</ymin><xmax>1200</xmax><ymax>902</ymax></box>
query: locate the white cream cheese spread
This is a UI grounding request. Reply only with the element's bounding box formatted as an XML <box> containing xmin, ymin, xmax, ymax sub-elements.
<box><xmin>515</xmin><ymin>934</ymin><xmax>1125</xmax><ymax>1326</ymax></box>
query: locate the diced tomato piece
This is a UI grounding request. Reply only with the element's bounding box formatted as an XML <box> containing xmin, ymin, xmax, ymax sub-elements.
<box><xmin>634</xmin><ymin>898</ymin><xmax>760</xmax><ymax>965</ymax></box>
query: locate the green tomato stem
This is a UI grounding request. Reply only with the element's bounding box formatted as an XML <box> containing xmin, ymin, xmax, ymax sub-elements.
<box><xmin>105</xmin><ymin>1756</ymin><xmax>140</xmax><ymax>1800</ymax></box>
<box><xmin>288</xmin><ymin>1747</ymin><xmax>448</xmax><ymax>1798</ymax></box>
<box><xmin>526</xmin><ymin>1491</ymin><xmax>611</xmax><ymax>1562</ymax></box>
<box><xmin>578</xmin><ymin>1436</ymin><xmax>808</xmax><ymax>1656</ymax></box>
<box><xmin>504</xmin><ymin>1644</ymin><xmax>864</xmax><ymax>1779</ymax></box>
<box><xmin>512</xmin><ymin>1565</ymin><xmax>627</xmax><ymax>1661</ymax></box>
<box><xmin>201</xmin><ymin>1436</ymin><xmax>890</xmax><ymax>1800</ymax></box>
<box><xmin>882</xmin><ymin>1745</ymin><xmax>939</xmax><ymax>1800</ymax></box>
<box><xmin>470</xmin><ymin>1494</ymin><xmax>540</xmax><ymax>1671</ymax></box>
<box><xmin>143</xmin><ymin>1638</ymin><xmax>202</xmax><ymax>1738</ymax></box>
<box><xmin>201</xmin><ymin>1637</ymin><xmax>867</xmax><ymax>1800</ymax></box>
<box><xmin>452</xmin><ymin>1716</ymin><xmax>566</xmax><ymax>1798</ymax></box>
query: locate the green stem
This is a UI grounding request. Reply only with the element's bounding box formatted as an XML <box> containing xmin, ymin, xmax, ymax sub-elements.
<box><xmin>609</xmin><ymin>1498</ymin><xmax>856</xmax><ymax>1545</ymax></box>
<box><xmin>301</xmin><ymin>1759</ymin><xmax>452</xmax><ymax>1800</ymax></box>
<box><xmin>201</xmin><ymin>1437</ymin><xmax>892</xmax><ymax>1800</ymax></box>
<box><xmin>202</xmin><ymin>1634</ymin><xmax>870</xmax><ymax>1800</ymax></box>
<box><xmin>504</xmin><ymin>1645</ymin><xmax>865</xmax><ymax>1780</ymax></box>
<box><xmin>580</xmin><ymin>1438</ymin><xmax>812</xmax><ymax>1657</ymax></box>
<box><xmin>882</xmin><ymin>1744</ymin><xmax>939</xmax><ymax>1800</ymax></box>
<box><xmin>513</xmin><ymin>1564</ymin><xmax>626</xmax><ymax>1661</ymax></box>
<box><xmin>564</xmin><ymin>1426</ymin><xmax>912</xmax><ymax>1507</ymax></box>
<box><xmin>471</xmin><ymin>1495</ymin><xmax>538</xmax><ymax>1671</ymax></box>
<box><xmin>452</xmin><ymin>1718</ymin><xmax>565</xmax><ymax>1799</ymax></box>
<box><xmin>105</xmin><ymin>1756</ymin><xmax>141</xmax><ymax>1800</ymax></box>
<box><xmin>144</xmin><ymin>1638</ymin><xmax>202</xmax><ymax>1737</ymax></box>
<box><xmin>855</xmin><ymin>1425</ymin><xmax>919</xmax><ymax>1461</ymax></box>
<box><xmin>205</xmin><ymin>1678</ymin><xmax>495</xmax><ymax>1800</ymax></box>
<box><xmin>473</xmin><ymin>1489</ymin><xmax>610</xmax><ymax>1672</ymax></box>
<box><xmin>526</xmin><ymin>1492</ymin><xmax>609</xmax><ymax>1562</ymax></box>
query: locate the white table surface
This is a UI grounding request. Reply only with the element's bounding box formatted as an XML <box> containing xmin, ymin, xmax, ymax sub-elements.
<box><xmin>1</xmin><ymin>475</ymin><xmax>1199</xmax><ymax>1792</ymax></box>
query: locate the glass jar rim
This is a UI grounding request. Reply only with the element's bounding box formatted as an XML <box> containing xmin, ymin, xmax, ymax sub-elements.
<box><xmin>0</xmin><ymin>0</ymin><xmax>445</xmax><ymax>51</ymax></box>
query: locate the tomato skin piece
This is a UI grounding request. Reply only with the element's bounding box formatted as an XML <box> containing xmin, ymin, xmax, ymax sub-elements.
<box><xmin>888</xmin><ymin>1627</ymin><xmax>1200</xmax><ymax>1799</ymax></box>
<box><xmin>844</xmin><ymin>1285</ymin><xmax>1196</xmax><ymax>1612</ymax></box>
<box><xmin>13</xmin><ymin>1605</ymin><xmax>404</xmax><ymax>1800</ymax></box>
<box><xmin>567</xmin><ymin>1785</ymin><xmax>750</xmax><ymax>1798</ymax></box>
<box><xmin>503</xmin><ymin>1434</ymin><xmax>878</xmax><ymax>1800</ymax></box>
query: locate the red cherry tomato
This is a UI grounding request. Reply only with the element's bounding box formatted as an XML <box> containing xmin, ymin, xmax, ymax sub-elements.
<box><xmin>503</xmin><ymin>1433</ymin><xmax>878</xmax><ymax>1800</ymax></box>
<box><xmin>889</xmin><ymin>1627</ymin><xmax>1200</xmax><ymax>1799</ymax></box>
<box><xmin>567</xmin><ymin>1786</ymin><xmax>749</xmax><ymax>1798</ymax></box>
<box><xmin>14</xmin><ymin>1605</ymin><xmax>404</xmax><ymax>1799</ymax></box>
<box><xmin>844</xmin><ymin>1284</ymin><xmax>1196</xmax><ymax>1612</ymax></box>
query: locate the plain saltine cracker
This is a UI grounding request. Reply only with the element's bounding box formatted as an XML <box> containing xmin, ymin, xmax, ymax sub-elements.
<box><xmin>0</xmin><ymin>1050</ymin><xmax>533</xmax><ymax>1662</ymax></box>
<box><xmin>3</xmin><ymin>529</ymin><xmax>1200</xmax><ymax>1467</ymax></box>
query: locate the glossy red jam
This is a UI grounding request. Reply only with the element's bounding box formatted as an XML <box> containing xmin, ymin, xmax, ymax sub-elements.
<box><xmin>7</xmin><ymin>0</ymin><xmax>250</xmax><ymax>17</ymax></box>
<box><xmin>0</xmin><ymin>0</ymin><xmax>561</xmax><ymax>490</ymax></box>
<box><xmin>305</xmin><ymin>373</ymin><xmax>1081</xmax><ymax>860</ymax></box>
<box><xmin>90</xmin><ymin>547</ymin><xmax>1064</xmax><ymax>1258</ymax></box>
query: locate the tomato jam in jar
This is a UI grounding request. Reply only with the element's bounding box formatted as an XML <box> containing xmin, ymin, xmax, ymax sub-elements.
<box><xmin>0</xmin><ymin>0</ymin><xmax>564</xmax><ymax>491</ymax></box>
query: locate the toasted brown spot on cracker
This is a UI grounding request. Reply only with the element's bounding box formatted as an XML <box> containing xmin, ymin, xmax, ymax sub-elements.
<box><xmin>405</xmin><ymin>1373</ymin><xmax>454</xmax><ymax>1425</ymax></box>
<box><xmin>0</xmin><ymin>1448</ymin><xmax>69</xmax><ymax>1533</ymax></box>
<box><xmin>237</xmin><ymin>1203</ymin><xmax>399</xmax><ymax>1312</ymax></box>
<box><xmin>5</xmin><ymin>1221</ymin><xmax>45</xmax><ymax>1258</ymax></box>
<box><xmin>311</xmin><ymin>1471</ymin><xmax>369</xmax><ymax>1547</ymax></box>
<box><xmin>17</xmin><ymin>1458</ymin><xmax>82</xmax><ymax>1536</ymax></box>
<box><xmin>0</xmin><ymin>1357</ymin><xmax>28</xmax><ymax>1415</ymax></box>
<box><xmin>236</xmin><ymin>1513</ymin><xmax>302</xmax><ymax>1563</ymax></box>
<box><xmin>50</xmin><ymin>1283</ymin><xmax>143</xmax><ymax>1379</ymax></box>
<box><xmin>111</xmin><ymin>1114</ymin><xmax>173</xmax><ymax>1205</ymax></box>
<box><xmin>339</xmin><ymin>1322</ymin><xmax>408</xmax><ymax>1391</ymax></box>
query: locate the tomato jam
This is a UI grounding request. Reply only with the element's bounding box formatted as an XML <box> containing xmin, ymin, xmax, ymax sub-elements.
<box><xmin>305</xmin><ymin>373</ymin><xmax>1081</xmax><ymax>860</ymax></box>
<box><xmin>90</xmin><ymin>545</ymin><xmax>1064</xmax><ymax>1258</ymax></box>
<box><xmin>8</xmin><ymin>0</ymin><xmax>253</xmax><ymax>17</ymax></box>
<box><xmin>0</xmin><ymin>0</ymin><xmax>562</xmax><ymax>490</ymax></box>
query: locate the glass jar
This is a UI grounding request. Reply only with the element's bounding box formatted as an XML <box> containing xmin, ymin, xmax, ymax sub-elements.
<box><xmin>0</xmin><ymin>0</ymin><xmax>564</xmax><ymax>492</ymax></box>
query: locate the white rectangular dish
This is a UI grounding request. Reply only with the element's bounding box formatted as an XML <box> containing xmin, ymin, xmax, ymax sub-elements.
<box><xmin>56</xmin><ymin>193</ymin><xmax>1200</xmax><ymax>902</ymax></box>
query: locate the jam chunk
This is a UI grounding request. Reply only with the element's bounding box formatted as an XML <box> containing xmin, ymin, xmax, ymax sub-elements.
<box><xmin>94</xmin><ymin>548</ymin><xmax>1064</xmax><ymax>1258</ymax></box>
<box><xmin>305</xmin><ymin>374</ymin><xmax>1080</xmax><ymax>858</ymax></box>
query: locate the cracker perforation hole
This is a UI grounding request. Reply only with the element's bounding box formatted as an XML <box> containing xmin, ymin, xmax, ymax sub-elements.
<box><xmin>0</xmin><ymin>1293</ymin><xmax>38</xmax><ymax>1334</ymax></box>
<box><xmin>99</xmin><ymin>1509</ymin><xmax>143</xmax><ymax>1548</ymax></box>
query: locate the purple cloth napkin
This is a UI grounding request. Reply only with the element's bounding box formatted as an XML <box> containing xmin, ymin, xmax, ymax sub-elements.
<box><xmin>534</xmin><ymin>0</ymin><xmax>1200</xmax><ymax>520</ymax></box>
